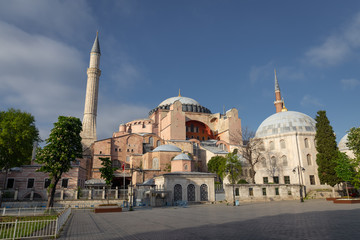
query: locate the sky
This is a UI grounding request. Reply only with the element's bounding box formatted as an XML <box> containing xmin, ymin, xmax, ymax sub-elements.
<box><xmin>0</xmin><ymin>0</ymin><xmax>359</xmax><ymax>143</ymax></box>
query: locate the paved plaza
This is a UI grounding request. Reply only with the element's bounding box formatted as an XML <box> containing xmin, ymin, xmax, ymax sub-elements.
<box><xmin>59</xmin><ymin>200</ymin><xmax>360</xmax><ymax>240</ymax></box>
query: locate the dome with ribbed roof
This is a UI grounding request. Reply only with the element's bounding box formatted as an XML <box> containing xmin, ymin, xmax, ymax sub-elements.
<box><xmin>256</xmin><ymin>111</ymin><xmax>316</xmax><ymax>138</ymax></box>
<box><xmin>173</xmin><ymin>153</ymin><xmax>192</xmax><ymax>161</ymax></box>
<box><xmin>152</xmin><ymin>144</ymin><xmax>182</xmax><ymax>152</ymax></box>
<box><xmin>148</xmin><ymin>95</ymin><xmax>211</xmax><ymax>115</ymax></box>
<box><xmin>338</xmin><ymin>133</ymin><xmax>349</xmax><ymax>151</ymax></box>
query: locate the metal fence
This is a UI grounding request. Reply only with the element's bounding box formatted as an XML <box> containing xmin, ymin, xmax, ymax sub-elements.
<box><xmin>1</xmin><ymin>207</ymin><xmax>66</xmax><ymax>216</ymax></box>
<box><xmin>0</xmin><ymin>207</ymin><xmax>71</xmax><ymax>239</ymax></box>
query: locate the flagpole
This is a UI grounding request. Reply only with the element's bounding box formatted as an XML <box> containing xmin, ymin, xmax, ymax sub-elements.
<box><xmin>123</xmin><ymin>163</ymin><xmax>125</xmax><ymax>199</ymax></box>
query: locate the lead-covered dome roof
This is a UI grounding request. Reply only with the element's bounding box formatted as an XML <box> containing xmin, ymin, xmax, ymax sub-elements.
<box><xmin>173</xmin><ymin>153</ymin><xmax>192</xmax><ymax>161</ymax></box>
<box><xmin>152</xmin><ymin>144</ymin><xmax>182</xmax><ymax>152</ymax></box>
<box><xmin>148</xmin><ymin>95</ymin><xmax>211</xmax><ymax>115</ymax></box>
<box><xmin>338</xmin><ymin>133</ymin><xmax>349</xmax><ymax>151</ymax></box>
<box><xmin>255</xmin><ymin>111</ymin><xmax>316</xmax><ymax>138</ymax></box>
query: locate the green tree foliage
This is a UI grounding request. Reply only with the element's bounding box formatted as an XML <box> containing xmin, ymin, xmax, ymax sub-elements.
<box><xmin>0</xmin><ymin>108</ymin><xmax>39</xmax><ymax>189</ymax></box>
<box><xmin>36</xmin><ymin>116</ymin><xmax>82</xmax><ymax>208</ymax></box>
<box><xmin>207</xmin><ymin>155</ymin><xmax>227</xmax><ymax>183</ymax></box>
<box><xmin>225</xmin><ymin>149</ymin><xmax>242</xmax><ymax>185</ymax></box>
<box><xmin>99</xmin><ymin>157</ymin><xmax>117</xmax><ymax>203</ymax></box>
<box><xmin>346</xmin><ymin>127</ymin><xmax>360</xmax><ymax>188</ymax></box>
<box><xmin>347</xmin><ymin>127</ymin><xmax>360</xmax><ymax>160</ymax></box>
<box><xmin>335</xmin><ymin>152</ymin><xmax>355</xmax><ymax>198</ymax></box>
<box><xmin>315</xmin><ymin>110</ymin><xmax>341</xmax><ymax>187</ymax></box>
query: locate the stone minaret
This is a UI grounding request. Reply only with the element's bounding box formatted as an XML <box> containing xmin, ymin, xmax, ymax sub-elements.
<box><xmin>273</xmin><ymin>69</ymin><xmax>284</xmax><ymax>113</ymax></box>
<box><xmin>81</xmin><ymin>32</ymin><xmax>101</xmax><ymax>150</ymax></box>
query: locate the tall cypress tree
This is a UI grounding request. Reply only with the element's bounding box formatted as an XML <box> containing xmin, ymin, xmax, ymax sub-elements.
<box><xmin>315</xmin><ymin>110</ymin><xmax>340</xmax><ymax>186</ymax></box>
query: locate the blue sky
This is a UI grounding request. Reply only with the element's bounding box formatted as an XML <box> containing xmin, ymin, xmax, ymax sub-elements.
<box><xmin>0</xmin><ymin>0</ymin><xmax>359</xmax><ymax>143</ymax></box>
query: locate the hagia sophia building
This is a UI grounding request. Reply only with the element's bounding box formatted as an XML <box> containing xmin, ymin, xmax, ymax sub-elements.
<box><xmin>1</xmin><ymin>33</ymin><xmax>353</xmax><ymax>203</ymax></box>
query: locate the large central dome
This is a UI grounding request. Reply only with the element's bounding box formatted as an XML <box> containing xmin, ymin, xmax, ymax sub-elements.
<box><xmin>256</xmin><ymin>111</ymin><xmax>316</xmax><ymax>138</ymax></box>
<box><xmin>148</xmin><ymin>95</ymin><xmax>211</xmax><ymax>115</ymax></box>
<box><xmin>158</xmin><ymin>96</ymin><xmax>200</xmax><ymax>107</ymax></box>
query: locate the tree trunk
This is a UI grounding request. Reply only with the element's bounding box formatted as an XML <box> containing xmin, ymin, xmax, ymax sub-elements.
<box><xmin>345</xmin><ymin>182</ymin><xmax>350</xmax><ymax>199</ymax></box>
<box><xmin>250</xmin><ymin>165</ymin><xmax>256</xmax><ymax>184</ymax></box>
<box><xmin>47</xmin><ymin>177</ymin><xmax>60</xmax><ymax>208</ymax></box>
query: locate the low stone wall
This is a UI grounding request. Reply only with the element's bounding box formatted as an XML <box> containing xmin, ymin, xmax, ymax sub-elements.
<box><xmin>224</xmin><ymin>184</ymin><xmax>302</xmax><ymax>203</ymax></box>
<box><xmin>1</xmin><ymin>199</ymin><xmax>127</xmax><ymax>208</ymax></box>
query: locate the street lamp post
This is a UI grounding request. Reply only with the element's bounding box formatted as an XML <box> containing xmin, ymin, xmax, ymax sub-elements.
<box><xmin>129</xmin><ymin>167</ymin><xmax>143</xmax><ymax>211</ymax></box>
<box><xmin>292</xmin><ymin>166</ymin><xmax>305</xmax><ymax>202</ymax></box>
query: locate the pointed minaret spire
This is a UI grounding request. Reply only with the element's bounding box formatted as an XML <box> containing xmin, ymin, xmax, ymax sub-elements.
<box><xmin>81</xmin><ymin>32</ymin><xmax>102</xmax><ymax>152</ymax></box>
<box><xmin>273</xmin><ymin>69</ymin><xmax>284</xmax><ymax>113</ymax></box>
<box><xmin>91</xmin><ymin>31</ymin><xmax>101</xmax><ymax>54</ymax></box>
<box><xmin>178</xmin><ymin>88</ymin><xmax>181</xmax><ymax>97</ymax></box>
<box><xmin>274</xmin><ymin>69</ymin><xmax>280</xmax><ymax>91</ymax></box>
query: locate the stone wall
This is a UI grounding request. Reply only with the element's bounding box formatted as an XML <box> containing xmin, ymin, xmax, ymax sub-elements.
<box><xmin>224</xmin><ymin>184</ymin><xmax>302</xmax><ymax>203</ymax></box>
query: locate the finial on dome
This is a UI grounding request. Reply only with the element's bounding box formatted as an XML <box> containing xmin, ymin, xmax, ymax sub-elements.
<box><xmin>178</xmin><ymin>89</ymin><xmax>181</xmax><ymax>97</ymax></box>
<box><xmin>281</xmin><ymin>98</ymin><xmax>288</xmax><ymax>112</ymax></box>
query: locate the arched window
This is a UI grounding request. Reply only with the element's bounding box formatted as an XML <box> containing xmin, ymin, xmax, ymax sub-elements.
<box><xmin>184</xmin><ymin>164</ymin><xmax>188</xmax><ymax>170</ymax></box>
<box><xmin>152</xmin><ymin>158</ymin><xmax>159</xmax><ymax>169</ymax></box>
<box><xmin>244</xmin><ymin>169</ymin><xmax>248</xmax><ymax>177</ymax></box>
<box><xmin>156</xmin><ymin>140</ymin><xmax>161</xmax><ymax>147</ymax></box>
<box><xmin>174</xmin><ymin>184</ymin><xmax>182</xmax><ymax>202</ymax></box>
<box><xmin>280</xmin><ymin>139</ymin><xmax>286</xmax><ymax>149</ymax></box>
<box><xmin>270</xmin><ymin>156</ymin><xmax>276</xmax><ymax>166</ymax></box>
<box><xmin>261</xmin><ymin>158</ymin><xmax>267</xmax><ymax>167</ymax></box>
<box><xmin>282</xmin><ymin>155</ymin><xmax>288</xmax><ymax>166</ymax></box>
<box><xmin>307</xmin><ymin>154</ymin><xmax>312</xmax><ymax>165</ymax></box>
<box><xmin>149</xmin><ymin>137</ymin><xmax>153</xmax><ymax>146</ymax></box>
<box><xmin>200</xmin><ymin>184</ymin><xmax>208</xmax><ymax>201</ymax></box>
<box><xmin>259</xmin><ymin>142</ymin><xmax>265</xmax><ymax>151</ymax></box>
<box><xmin>304</xmin><ymin>138</ymin><xmax>309</xmax><ymax>148</ymax></box>
<box><xmin>270</xmin><ymin>141</ymin><xmax>275</xmax><ymax>150</ymax></box>
<box><xmin>187</xmin><ymin>184</ymin><xmax>195</xmax><ymax>201</ymax></box>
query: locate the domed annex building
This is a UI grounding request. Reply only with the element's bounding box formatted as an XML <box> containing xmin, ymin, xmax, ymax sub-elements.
<box><xmin>253</xmin><ymin>72</ymin><xmax>331</xmax><ymax>192</ymax></box>
<box><xmin>338</xmin><ymin>133</ymin><xmax>355</xmax><ymax>159</ymax></box>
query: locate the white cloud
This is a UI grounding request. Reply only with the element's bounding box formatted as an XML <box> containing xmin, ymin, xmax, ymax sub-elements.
<box><xmin>341</xmin><ymin>78</ymin><xmax>360</xmax><ymax>90</ymax></box>
<box><xmin>305</xmin><ymin>12</ymin><xmax>360</xmax><ymax>66</ymax></box>
<box><xmin>249</xmin><ymin>62</ymin><xmax>305</xmax><ymax>85</ymax></box>
<box><xmin>0</xmin><ymin>21</ymin><xmax>86</xmax><ymax>140</ymax></box>
<box><xmin>97</xmin><ymin>102</ymin><xmax>149</xmax><ymax>140</ymax></box>
<box><xmin>249</xmin><ymin>61</ymin><xmax>274</xmax><ymax>84</ymax></box>
<box><xmin>0</xmin><ymin>0</ymin><xmax>95</xmax><ymax>43</ymax></box>
<box><xmin>300</xmin><ymin>95</ymin><xmax>324</xmax><ymax>107</ymax></box>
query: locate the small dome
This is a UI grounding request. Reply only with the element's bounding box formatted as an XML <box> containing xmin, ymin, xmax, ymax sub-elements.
<box><xmin>158</xmin><ymin>96</ymin><xmax>200</xmax><ymax>107</ymax></box>
<box><xmin>153</xmin><ymin>144</ymin><xmax>182</xmax><ymax>152</ymax></box>
<box><xmin>256</xmin><ymin>111</ymin><xmax>316</xmax><ymax>138</ymax></box>
<box><xmin>173</xmin><ymin>153</ymin><xmax>192</xmax><ymax>161</ymax></box>
<box><xmin>338</xmin><ymin>133</ymin><xmax>349</xmax><ymax>151</ymax></box>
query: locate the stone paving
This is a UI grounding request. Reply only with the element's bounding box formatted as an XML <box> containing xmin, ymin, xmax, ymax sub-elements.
<box><xmin>59</xmin><ymin>200</ymin><xmax>360</xmax><ymax>240</ymax></box>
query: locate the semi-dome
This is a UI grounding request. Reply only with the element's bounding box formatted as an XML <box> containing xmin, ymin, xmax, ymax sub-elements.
<box><xmin>173</xmin><ymin>153</ymin><xmax>192</xmax><ymax>161</ymax></box>
<box><xmin>148</xmin><ymin>95</ymin><xmax>211</xmax><ymax>115</ymax></box>
<box><xmin>338</xmin><ymin>133</ymin><xmax>349</xmax><ymax>151</ymax></box>
<box><xmin>255</xmin><ymin>111</ymin><xmax>316</xmax><ymax>138</ymax></box>
<box><xmin>152</xmin><ymin>144</ymin><xmax>182</xmax><ymax>152</ymax></box>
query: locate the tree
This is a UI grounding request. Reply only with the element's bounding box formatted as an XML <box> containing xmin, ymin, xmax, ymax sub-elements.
<box><xmin>99</xmin><ymin>157</ymin><xmax>117</xmax><ymax>204</ymax></box>
<box><xmin>36</xmin><ymin>116</ymin><xmax>82</xmax><ymax>208</ymax></box>
<box><xmin>346</xmin><ymin>127</ymin><xmax>360</xmax><ymax>188</ymax></box>
<box><xmin>335</xmin><ymin>152</ymin><xmax>355</xmax><ymax>199</ymax></box>
<box><xmin>231</xmin><ymin>127</ymin><xmax>263</xmax><ymax>184</ymax></box>
<box><xmin>0</xmin><ymin>108</ymin><xmax>39</xmax><ymax>189</ymax></box>
<box><xmin>207</xmin><ymin>155</ymin><xmax>227</xmax><ymax>183</ymax></box>
<box><xmin>225</xmin><ymin>149</ymin><xmax>242</xmax><ymax>206</ymax></box>
<box><xmin>315</xmin><ymin>111</ymin><xmax>341</xmax><ymax>187</ymax></box>
<box><xmin>347</xmin><ymin>127</ymin><xmax>360</xmax><ymax>160</ymax></box>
